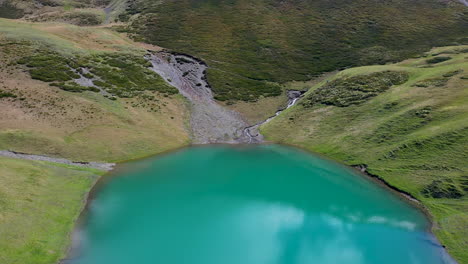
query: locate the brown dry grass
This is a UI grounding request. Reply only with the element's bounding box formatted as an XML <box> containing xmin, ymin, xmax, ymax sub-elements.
<box><xmin>0</xmin><ymin>42</ymin><xmax>190</xmax><ymax>162</ymax></box>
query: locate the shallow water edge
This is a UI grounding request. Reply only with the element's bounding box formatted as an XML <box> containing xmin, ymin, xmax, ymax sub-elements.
<box><xmin>60</xmin><ymin>143</ymin><xmax>457</xmax><ymax>264</ymax></box>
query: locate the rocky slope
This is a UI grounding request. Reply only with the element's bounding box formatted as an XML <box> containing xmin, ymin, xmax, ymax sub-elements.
<box><xmin>147</xmin><ymin>52</ymin><xmax>250</xmax><ymax>143</ymax></box>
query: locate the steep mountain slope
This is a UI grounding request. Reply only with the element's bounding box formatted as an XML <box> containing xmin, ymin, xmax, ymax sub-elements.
<box><xmin>0</xmin><ymin>0</ymin><xmax>112</xmax><ymax>24</ymax></box>
<box><xmin>124</xmin><ymin>0</ymin><xmax>468</xmax><ymax>101</ymax></box>
<box><xmin>261</xmin><ymin>45</ymin><xmax>468</xmax><ymax>262</ymax></box>
<box><xmin>0</xmin><ymin>19</ymin><xmax>190</xmax><ymax>162</ymax></box>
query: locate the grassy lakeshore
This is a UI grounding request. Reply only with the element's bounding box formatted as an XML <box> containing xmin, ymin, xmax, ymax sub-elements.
<box><xmin>261</xmin><ymin>45</ymin><xmax>468</xmax><ymax>263</ymax></box>
<box><xmin>0</xmin><ymin>157</ymin><xmax>104</xmax><ymax>264</ymax></box>
<box><xmin>0</xmin><ymin>19</ymin><xmax>191</xmax><ymax>263</ymax></box>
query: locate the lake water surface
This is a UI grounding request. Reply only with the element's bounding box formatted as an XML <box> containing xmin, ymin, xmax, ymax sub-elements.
<box><xmin>71</xmin><ymin>145</ymin><xmax>454</xmax><ymax>264</ymax></box>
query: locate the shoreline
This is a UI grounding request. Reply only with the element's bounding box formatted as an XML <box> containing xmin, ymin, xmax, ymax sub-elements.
<box><xmin>3</xmin><ymin>143</ymin><xmax>453</xmax><ymax>263</ymax></box>
<box><xmin>58</xmin><ymin>144</ymin><xmax>195</xmax><ymax>264</ymax></box>
<box><xmin>269</xmin><ymin>142</ymin><xmax>436</xmax><ymax>227</ymax></box>
<box><xmin>266</xmin><ymin>141</ymin><xmax>458</xmax><ymax>263</ymax></box>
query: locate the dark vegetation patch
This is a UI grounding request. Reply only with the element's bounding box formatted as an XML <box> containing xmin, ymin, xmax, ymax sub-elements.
<box><xmin>88</xmin><ymin>53</ymin><xmax>178</xmax><ymax>97</ymax></box>
<box><xmin>461</xmin><ymin>176</ymin><xmax>468</xmax><ymax>192</ymax></box>
<box><xmin>426</xmin><ymin>56</ymin><xmax>452</xmax><ymax>64</ymax></box>
<box><xmin>0</xmin><ymin>91</ymin><xmax>17</xmax><ymax>98</ymax></box>
<box><xmin>422</xmin><ymin>179</ymin><xmax>464</xmax><ymax>199</ymax></box>
<box><xmin>442</xmin><ymin>69</ymin><xmax>463</xmax><ymax>78</ymax></box>
<box><xmin>0</xmin><ymin>1</ymin><xmax>24</xmax><ymax>19</ymax></box>
<box><xmin>27</xmin><ymin>10</ymin><xmax>104</xmax><ymax>25</ymax></box>
<box><xmin>1</xmin><ymin>0</ymin><xmax>110</xmax><ymax>20</ymax></box>
<box><xmin>431</xmin><ymin>48</ymin><xmax>468</xmax><ymax>56</ymax></box>
<box><xmin>412</xmin><ymin>77</ymin><xmax>449</xmax><ymax>88</ymax></box>
<box><xmin>50</xmin><ymin>82</ymin><xmax>99</xmax><ymax>93</ymax></box>
<box><xmin>302</xmin><ymin>71</ymin><xmax>408</xmax><ymax>108</ymax></box>
<box><xmin>209</xmin><ymin>69</ymin><xmax>281</xmax><ymax>102</ymax></box>
<box><xmin>121</xmin><ymin>0</ymin><xmax>468</xmax><ymax>101</ymax></box>
<box><xmin>367</xmin><ymin>106</ymin><xmax>433</xmax><ymax>143</ymax></box>
<box><xmin>17</xmin><ymin>48</ymin><xmax>177</xmax><ymax>98</ymax></box>
<box><xmin>17</xmin><ymin>52</ymin><xmax>80</xmax><ymax>82</ymax></box>
<box><xmin>384</xmin><ymin>127</ymin><xmax>468</xmax><ymax>160</ymax></box>
<box><xmin>59</xmin><ymin>12</ymin><xmax>103</xmax><ymax>26</ymax></box>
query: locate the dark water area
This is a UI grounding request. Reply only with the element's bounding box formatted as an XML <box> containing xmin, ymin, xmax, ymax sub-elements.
<box><xmin>70</xmin><ymin>145</ymin><xmax>455</xmax><ymax>264</ymax></box>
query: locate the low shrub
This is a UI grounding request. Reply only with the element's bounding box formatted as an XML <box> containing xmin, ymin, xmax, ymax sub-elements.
<box><xmin>19</xmin><ymin>49</ymin><xmax>178</xmax><ymax>98</ymax></box>
<box><xmin>0</xmin><ymin>91</ymin><xmax>17</xmax><ymax>98</ymax></box>
<box><xmin>412</xmin><ymin>77</ymin><xmax>448</xmax><ymax>88</ymax></box>
<box><xmin>426</xmin><ymin>56</ymin><xmax>451</xmax><ymax>64</ymax></box>
<box><xmin>302</xmin><ymin>71</ymin><xmax>409</xmax><ymax>108</ymax></box>
<box><xmin>422</xmin><ymin>179</ymin><xmax>464</xmax><ymax>199</ymax></box>
<box><xmin>442</xmin><ymin>69</ymin><xmax>463</xmax><ymax>78</ymax></box>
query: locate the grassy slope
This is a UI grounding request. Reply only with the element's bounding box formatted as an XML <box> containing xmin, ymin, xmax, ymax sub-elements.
<box><xmin>0</xmin><ymin>157</ymin><xmax>104</xmax><ymax>264</ymax></box>
<box><xmin>261</xmin><ymin>45</ymin><xmax>468</xmax><ymax>263</ymax></box>
<box><xmin>0</xmin><ymin>19</ymin><xmax>191</xmax><ymax>264</ymax></box>
<box><xmin>0</xmin><ymin>0</ymin><xmax>112</xmax><ymax>25</ymax></box>
<box><xmin>126</xmin><ymin>0</ymin><xmax>468</xmax><ymax>101</ymax></box>
<box><xmin>0</xmin><ymin>19</ymin><xmax>190</xmax><ymax>162</ymax></box>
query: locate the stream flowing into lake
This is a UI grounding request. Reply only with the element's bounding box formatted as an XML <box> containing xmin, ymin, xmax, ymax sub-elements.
<box><xmin>69</xmin><ymin>145</ymin><xmax>455</xmax><ymax>264</ymax></box>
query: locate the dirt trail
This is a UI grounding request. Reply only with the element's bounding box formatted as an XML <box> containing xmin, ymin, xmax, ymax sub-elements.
<box><xmin>0</xmin><ymin>150</ymin><xmax>115</xmax><ymax>171</ymax></box>
<box><xmin>147</xmin><ymin>52</ymin><xmax>250</xmax><ymax>144</ymax></box>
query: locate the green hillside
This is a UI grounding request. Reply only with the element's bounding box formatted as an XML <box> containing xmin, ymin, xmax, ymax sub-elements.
<box><xmin>261</xmin><ymin>45</ymin><xmax>468</xmax><ymax>262</ymax></box>
<box><xmin>124</xmin><ymin>0</ymin><xmax>468</xmax><ymax>101</ymax></box>
<box><xmin>0</xmin><ymin>20</ymin><xmax>191</xmax><ymax>264</ymax></box>
<box><xmin>0</xmin><ymin>0</ymin><xmax>467</xmax><ymax>262</ymax></box>
<box><xmin>0</xmin><ymin>19</ymin><xmax>190</xmax><ymax>162</ymax></box>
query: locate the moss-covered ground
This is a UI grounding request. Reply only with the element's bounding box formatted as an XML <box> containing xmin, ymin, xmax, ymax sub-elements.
<box><xmin>261</xmin><ymin>45</ymin><xmax>468</xmax><ymax>263</ymax></box>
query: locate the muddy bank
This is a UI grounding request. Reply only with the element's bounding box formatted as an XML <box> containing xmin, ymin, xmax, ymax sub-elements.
<box><xmin>147</xmin><ymin>52</ymin><xmax>250</xmax><ymax>144</ymax></box>
<box><xmin>0</xmin><ymin>150</ymin><xmax>115</xmax><ymax>171</ymax></box>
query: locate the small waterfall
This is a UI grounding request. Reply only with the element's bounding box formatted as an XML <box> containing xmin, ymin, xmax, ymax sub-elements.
<box><xmin>146</xmin><ymin>52</ymin><xmax>249</xmax><ymax>144</ymax></box>
<box><xmin>243</xmin><ymin>90</ymin><xmax>304</xmax><ymax>143</ymax></box>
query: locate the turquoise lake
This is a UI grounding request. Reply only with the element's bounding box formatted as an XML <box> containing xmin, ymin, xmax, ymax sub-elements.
<box><xmin>70</xmin><ymin>145</ymin><xmax>455</xmax><ymax>264</ymax></box>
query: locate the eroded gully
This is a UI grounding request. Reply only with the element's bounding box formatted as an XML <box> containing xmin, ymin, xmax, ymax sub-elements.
<box><xmin>146</xmin><ymin>51</ymin><xmax>304</xmax><ymax>144</ymax></box>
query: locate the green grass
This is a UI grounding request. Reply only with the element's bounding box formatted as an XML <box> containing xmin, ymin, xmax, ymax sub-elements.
<box><xmin>0</xmin><ymin>91</ymin><xmax>17</xmax><ymax>98</ymax></box>
<box><xmin>427</xmin><ymin>56</ymin><xmax>452</xmax><ymax>64</ymax></box>
<box><xmin>302</xmin><ymin>71</ymin><xmax>409</xmax><ymax>107</ymax></box>
<box><xmin>0</xmin><ymin>18</ymin><xmax>191</xmax><ymax>264</ymax></box>
<box><xmin>0</xmin><ymin>19</ymin><xmax>192</xmax><ymax>161</ymax></box>
<box><xmin>15</xmin><ymin>46</ymin><xmax>178</xmax><ymax>98</ymax></box>
<box><xmin>122</xmin><ymin>0</ymin><xmax>467</xmax><ymax>101</ymax></box>
<box><xmin>261</xmin><ymin>45</ymin><xmax>468</xmax><ymax>263</ymax></box>
<box><xmin>0</xmin><ymin>157</ymin><xmax>104</xmax><ymax>264</ymax></box>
